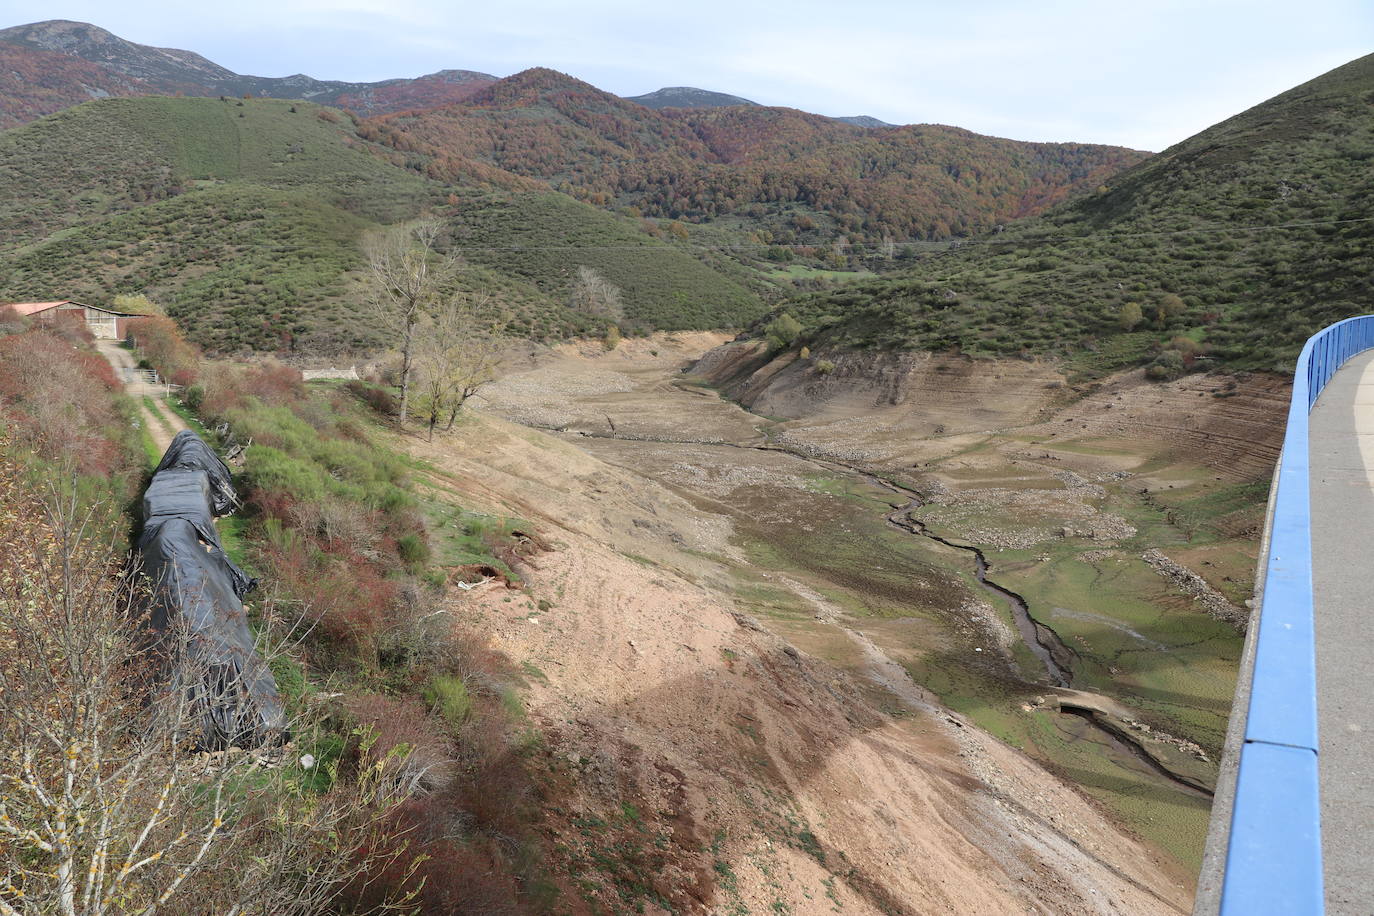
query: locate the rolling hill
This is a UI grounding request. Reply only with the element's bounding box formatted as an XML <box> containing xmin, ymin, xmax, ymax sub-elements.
<box><xmin>0</xmin><ymin>22</ymin><xmax>1167</xmax><ymax>358</ymax></box>
<box><xmin>627</xmin><ymin>85</ymin><xmax>759</xmax><ymax>108</ymax></box>
<box><xmin>0</xmin><ymin>96</ymin><xmax>769</xmax><ymax>352</ymax></box>
<box><xmin>365</xmin><ymin>68</ymin><xmax>1149</xmax><ymax>245</ymax></box>
<box><xmin>773</xmin><ymin>51</ymin><xmax>1374</xmax><ymax>373</ymax></box>
<box><xmin>0</xmin><ymin>20</ymin><xmax>499</xmax><ymax>120</ymax></box>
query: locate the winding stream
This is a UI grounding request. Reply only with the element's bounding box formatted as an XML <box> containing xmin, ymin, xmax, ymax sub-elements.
<box><xmin>872</xmin><ymin>483</ymin><xmax>1076</xmax><ymax>688</ymax></box>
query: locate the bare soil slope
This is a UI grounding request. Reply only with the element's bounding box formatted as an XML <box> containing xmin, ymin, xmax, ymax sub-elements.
<box><xmin>446</xmin><ymin>332</ymin><xmax>1289</xmax><ymax>902</ymax></box>
<box><xmin>408</xmin><ymin>337</ymin><xmax>1213</xmax><ymax>913</ymax></box>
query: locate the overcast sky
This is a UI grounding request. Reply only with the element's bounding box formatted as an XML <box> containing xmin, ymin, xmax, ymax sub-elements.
<box><xmin>0</xmin><ymin>0</ymin><xmax>1369</xmax><ymax>150</ymax></box>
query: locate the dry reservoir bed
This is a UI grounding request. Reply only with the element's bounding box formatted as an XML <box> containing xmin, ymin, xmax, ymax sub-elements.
<box><xmin>450</xmin><ymin>333</ymin><xmax>1276</xmax><ymax>904</ymax></box>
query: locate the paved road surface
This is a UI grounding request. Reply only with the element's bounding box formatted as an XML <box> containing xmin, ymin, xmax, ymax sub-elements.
<box><xmin>1309</xmin><ymin>348</ymin><xmax>1374</xmax><ymax>915</ymax></box>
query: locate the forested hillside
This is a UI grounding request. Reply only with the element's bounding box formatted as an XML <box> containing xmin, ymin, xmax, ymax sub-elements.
<box><xmin>365</xmin><ymin>68</ymin><xmax>1148</xmax><ymax>245</ymax></box>
<box><xmin>773</xmin><ymin>52</ymin><xmax>1374</xmax><ymax>373</ymax></box>
<box><xmin>0</xmin><ymin>40</ymin><xmax>151</xmax><ymax>128</ymax></box>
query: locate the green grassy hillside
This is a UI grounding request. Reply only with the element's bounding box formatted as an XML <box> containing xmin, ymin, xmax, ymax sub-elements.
<box><xmin>0</xmin><ymin>186</ymin><xmax>373</xmax><ymax>352</ymax></box>
<box><xmin>0</xmin><ymin>96</ymin><xmax>433</xmax><ymax>247</ymax></box>
<box><xmin>449</xmin><ymin>191</ymin><xmax>767</xmax><ymax>330</ymax></box>
<box><xmin>0</xmin><ymin>96</ymin><xmax>767</xmax><ymax>352</ymax></box>
<box><xmin>778</xmin><ymin>52</ymin><xmax>1374</xmax><ymax>374</ymax></box>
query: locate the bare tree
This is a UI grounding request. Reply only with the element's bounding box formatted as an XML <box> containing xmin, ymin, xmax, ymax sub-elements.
<box><xmin>411</xmin><ymin>295</ymin><xmax>510</xmax><ymax>441</ymax></box>
<box><xmin>364</xmin><ymin>219</ymin><xmax>463</xmax><ymax>425</ymax></box>
<box><xmin>0</xmin><ymin>466</ymin><xmax>417</xmax><ymax>915</ymax></box>
<box><xmin>567</xmin><ymin>265</ymin><xmax>624</xmax><ymax>325</ymax></box>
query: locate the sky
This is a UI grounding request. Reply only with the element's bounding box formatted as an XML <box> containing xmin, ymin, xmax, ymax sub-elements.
<box><xmin>0</xmin><ymin>0</ymin><xmax>1369</xmax><ymax>150</ymax></box>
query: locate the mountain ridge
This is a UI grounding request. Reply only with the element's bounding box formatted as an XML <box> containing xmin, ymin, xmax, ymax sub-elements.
<box><xmin>367</xmin><ymin>68</ymin><xmax>1147</xmax><ymax>243</ymax></box>
<box><xmin>0</xmin><ymin>20</ymin><xmax>977</xmax><ymax>137</ymax></box>
<box><xmin>770</xmin><ymin>50</ymin><xmax>1374</xmax><ymax>372</ymax></box>
<box><xmin>0</xmin><ymin>19</ymin><xmax>499</xmax><ymax>117</ymax></box>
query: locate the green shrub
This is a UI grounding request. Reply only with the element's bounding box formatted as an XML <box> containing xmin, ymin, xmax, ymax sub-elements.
<box><xmin>424</xmin><ymin>675</ymin><xmax>472</xmax><ymax>728</ymax></box>
<box><xmin>1145</xmin><ymin>349</ymin><xmax>1186</xmax><ymax>381</ymax></box>
<box><xmin>243</xmin><ymin>445</ymin><xmax>327</xmax><ymax>503</ymax></box>
<box><xmin>765</xmin><ymin>312</ymin><xmax>803</xmax><ymax>351</ymax></box>
<box><xmin>397</xmin><ymin>533</ymin><xmax>430</xmax><ymax>566</ymax></box>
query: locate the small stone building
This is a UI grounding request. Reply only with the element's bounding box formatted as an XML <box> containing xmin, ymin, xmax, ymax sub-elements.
<box><xmin>1</xmin><ymin>300</ymin><xmax>140</xmax><ymax>339</ymax></box>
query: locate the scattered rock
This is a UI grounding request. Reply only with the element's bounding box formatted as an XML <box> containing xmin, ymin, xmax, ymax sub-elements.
<box><xmin>1141</xmin><ymin>548</ymin><xmax>1249</xmax><ymax>630</ymax></box>
<box><xmin>731</xmin><ymin>611</ymin><xmax>764</xmax><ymax>632</ymax></box>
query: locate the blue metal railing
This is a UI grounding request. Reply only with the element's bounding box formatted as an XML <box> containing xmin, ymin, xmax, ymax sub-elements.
<box><xmin>1220</xmin><ymin>315</ymin><xmax>1374</xmax><ymax>913</ymax></box>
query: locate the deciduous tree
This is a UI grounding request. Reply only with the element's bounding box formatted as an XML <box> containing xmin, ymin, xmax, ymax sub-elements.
<box><xmin>1118</xmin><ymin>301</ymin><xmax>1143</xmax><ymax>331</ymax></box>
<box><xmin>364</xmin><ymin>220</ymin><xmax>463</xmax><ymax>424</ymax></box>
<box><xmin>567</xmin><ymin>265</ymin><xmax>624</xmax><ymax>326</ymax></box>
<box><xmin>411</xmin><ymin>296</ymin><xmax>510</xmax><ymax>440</ymax></box>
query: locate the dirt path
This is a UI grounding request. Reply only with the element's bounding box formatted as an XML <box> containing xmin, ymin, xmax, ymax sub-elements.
<box><xmin>95</xmin><ymin>339</ymin><xmax>188</xmax><ymax>454</ymax></box>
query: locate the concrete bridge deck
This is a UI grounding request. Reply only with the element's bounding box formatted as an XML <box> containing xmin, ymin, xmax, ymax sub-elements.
<box><xmin>1310</xmin><ymin>348</ymin><xmax>1374</xmax><ymax>914</ymax></box>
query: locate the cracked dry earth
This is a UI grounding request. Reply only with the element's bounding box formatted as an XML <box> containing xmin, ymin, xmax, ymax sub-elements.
<box><xmin>407</xmin><ymin>376</ymin><xmax>1196</xmax><ymax>913</ymax></box>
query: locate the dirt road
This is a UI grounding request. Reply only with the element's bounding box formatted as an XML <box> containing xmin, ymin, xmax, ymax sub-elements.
<box><xmin>96</xmin><ymin>339</ymin><xmax>188</xmax><ymax>454</ymax></box>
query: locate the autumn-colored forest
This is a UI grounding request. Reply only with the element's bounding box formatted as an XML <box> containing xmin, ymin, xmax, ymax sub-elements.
<box><xmin>362</xmin><ymin>68</ymin><xmax>1147</xmax><ymax>243</ymax></box>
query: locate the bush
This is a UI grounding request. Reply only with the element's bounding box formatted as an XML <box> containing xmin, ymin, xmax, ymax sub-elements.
<box><xmin>815</xmin><ymin>359</ymin><xmax>836</xmax><ymax>375</ymax></box>
<box><xmin>239</xmin><ymin>362</ymin><xmax>304</xmax><ymax>405</ymax></box>
<box><xmin>1145</xmin><ymin>349</ymin><xmax>1186</xmax><ymax>381</ymax></box>
<box><xmin>126</xmin><ymin>316</ymin><xmax>200</xmax><ymax>384</ymax></box>
<box><xmin>397</xmin><ymin>532</ymin><xmax>430</xmax><ymax>566</ymax></box>
<box><xmin>346</xmin><ymin>693</ymin><xmax>452</xmax><ymax>792</ymax></box>
<box><xmin>344</xmin><ymin>379</ymin><xmax>398</xmax><ymax>417</ymax></box>
<box><xmin>765</xmin><ymin>312</ymin><xmax>803</xmax><ymax>351</ymax></box>
<box><xmin>0</xmin><ymin>329</ymin><xmax>133</xmax><ymax>478</ymax></box>
<box><xmin>1118</xmin><ymin>301</ymin><xmax>1143</xmax><ymax>330</ymax></box>
<box><xmin>424</xmin><ymin>675</ymin><xmax>472</xmax><ymax>729</ymax></box>
<box><xmin>244</xmin><ymin>445</ymin><xmax>328</xmax><ymax>504</ymax></box>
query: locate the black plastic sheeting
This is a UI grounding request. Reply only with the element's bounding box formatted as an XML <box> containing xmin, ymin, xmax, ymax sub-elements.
<box><xmin>151</xmin><ymin>430</ymin><xmax>238</xmax><ymax>515</ymax></box>
<box><xmin>137</xmin><ymin>431</ymin><xmax>286</xmax><ymax>750</ymax></box>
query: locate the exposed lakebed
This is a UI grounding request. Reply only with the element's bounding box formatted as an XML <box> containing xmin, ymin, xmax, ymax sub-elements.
<box><xmin>479</xmin><ymin>337</ymin><xmax>1253</xmax><ymax>873</ymax></box>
